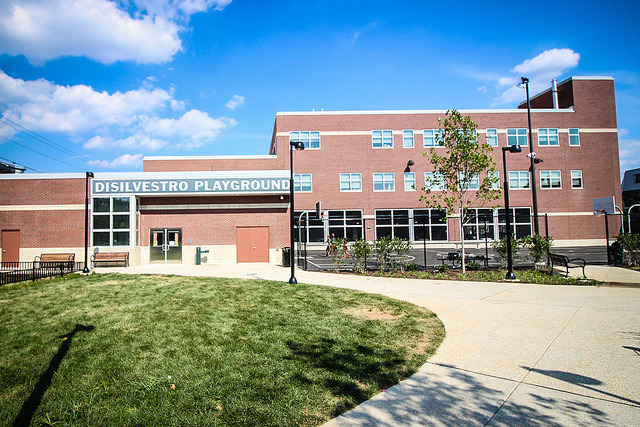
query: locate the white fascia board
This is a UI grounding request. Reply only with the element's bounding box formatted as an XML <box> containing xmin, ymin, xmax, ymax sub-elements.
<box><xmin>93</xmin><ymin>170</ymin><xmax>289</xmax><ymax>180</ymax></box>
<box><xmin>143</xmin><ymin>155</ymin><xmax>277</xmax><ymax>161</ymax></box>
<box><xmin>276</xmin><ymin>108</ymin><xmax>574</xmax><ymax>116</ymax></box>
<box><xmin>0</xmin><ymin>173</ymin><xmax>85</xmax><ymax>180</ymax></box>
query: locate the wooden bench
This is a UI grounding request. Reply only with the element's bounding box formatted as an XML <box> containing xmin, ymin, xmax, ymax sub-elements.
<box><xmin>548</xmin><ymin>253</ymin><xmax>586</xmax><ymax>278</ymax></box>
<box><xmin>91</xmin><ymin>252</ymin><xmax>129</xmax><ymax>268</ymax></box>
<box><xmin>35</xmin><ymin>253</ymin><xmax>75</xmax><ymax>268</ymax></box>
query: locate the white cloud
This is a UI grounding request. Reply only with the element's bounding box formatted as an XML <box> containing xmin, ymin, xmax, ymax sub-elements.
<box><xmin>619</xmin><ymin>138</ymin><xmax>640</xmax><ymax>172</ymax></box>
<box><xmin>88</xmin><ymin>153</ymin><xmax>144</xmax><ymax>168</ymax></box>
<box><xmin>225</xmin><ymin>94</ymin><xmax>245</xmax><ymax>110</ymax></box>
<box><xmin>83</xmin><ymin>133</ymin><xmax>167</xmax><ymax>151</ymax></box>
<box><xmin>0</xmin><ymin>0</ymin><xmax>232</xmax><ymax>65</ymax></box>
<box><xmin>143</xmin><ymin>109</ymin><xmax>236</xmax><ymax>148</ymax></box>
<box><xmin>0</xmin><ymin>70</ymin><xmax>172</xmax><ymax>132</ymax></box>
<box><xmin>493</xmin><ymin>48</ymin><xmax>580</xmax><ymax>105</ymax></box>
<box><xmin>477</xmin><ymin>86</ymin><xmax>487</xmax><ymax>94</ymax></box>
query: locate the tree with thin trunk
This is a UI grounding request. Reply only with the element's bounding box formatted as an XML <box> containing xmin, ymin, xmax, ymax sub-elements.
<box><xmin>421</xmin><ymin>110</ymin><xmax>501</xmax><ymax>273</ymax></box>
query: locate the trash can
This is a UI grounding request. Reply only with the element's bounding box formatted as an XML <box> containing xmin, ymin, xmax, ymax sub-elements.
<box><xmin>282</xmin><ymin>247</ymin><xmax>291</xmax><ymax>267</ymax></box>
<box><xmin>608</xmin><ymin>241</ymin><xmax>623</xmax><ymax>264</ymax></box>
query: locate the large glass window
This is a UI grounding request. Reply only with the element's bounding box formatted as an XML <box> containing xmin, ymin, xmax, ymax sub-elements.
<box><xmin>423</xmin><ymin>129</ymin><xmax>443</xmax><ymax>147</ymax></box>
<box><xmin>376</xmin><ymin>209</ymin><xmax>448</xmax><ymax>241</ymax></box>
<box><xmin>294</xmin><ymin>210</ymin><xmax>326</xmax><ymax>243</ymax></box>
<box><xmin>538</xmin><ymin>128</ymin><xmax>559</xmax><ymax>146</ymax></box>
<box><xmin>373</xmin><ymin>173</ymin><xmax>395</xmax><ymax>191</ymax></box>
<box><xmin>403</xmin><ymin>130</ymin><xmax>414</xmax><ymax>148</ymax></box>
<box><xmin>295</xmin><ymin>210</ymin><xmax>363</xmax><ymax>242</ymax></box>
<box><xmin>569</xmin><ymin>128</ymin><xmax>580</xmax><ymax>146</ymax></box>
<box><xmin>463</xmin><ymin>208</ymin><xmax>495</xmax><ymax>241</ymax></box>
<box><xmin>507</xmin><ymin>128</ymin><xmax>528</xmax><ymax>146</ymax></box>
<box><xmin>372</xmin><ymin>130</ymin><xmax>393</xmax><ymax>148</ymax></box>
<box><xmin>509</xmin><ymin>171</ymin><xmax>530</xmax><ymax>189</ymax></box>
<box><xmin>294</xmin><ymin>174</ymin><xmax>312</xmax><ymax>192</ymax></box>
<box><xmin>498</xmin><ymin>207</ymin><xmax>532</xmax><ymax>239</ymax></box>
<box><xmin>340</xmin><ymin>173</ymin><xmax>362</xmax><ymax>192</ymax></box>
<box><xmin>92</xmin><ymin>197</ymin><xmax>132</xmax><ymax>246</ymax></box>
<box><xmin>540</xmin><ymin>170</ymin><xmax>562</xmax><ymax>189</ymax></box>
<box><xmin>290</xmin><ymin>131</ymin><xmax>320</xmax><ymax>149</ymax></box>
<box><xmin>486</xmin><ymin>129</ymin><xmax>498</xmax><ymax>146</ymax></box>
<box><xmin>459</xmin><ymin>173</ymin><xmax>479</xmax><ymax>190</ymax></box>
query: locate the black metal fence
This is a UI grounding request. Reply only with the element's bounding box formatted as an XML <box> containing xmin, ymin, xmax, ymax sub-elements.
<box><xmin>0</xmin><ymin>262</ymin><xmax>85</xmax><ymax>286</ymax></box>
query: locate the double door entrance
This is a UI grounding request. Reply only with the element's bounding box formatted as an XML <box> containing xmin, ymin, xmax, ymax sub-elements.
<box><xmin>150</xmin><ymin>228</ymin><xmax>182</xmax><ymax>264</ymax></box>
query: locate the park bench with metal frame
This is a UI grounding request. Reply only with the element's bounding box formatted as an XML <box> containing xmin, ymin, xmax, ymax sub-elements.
<box><xmin>91</xmin><ymin>252</ymin><xmax>129</xmax><ymax>268</ymax></box>
<box><xmin>34</xmin><ymin>253</ymin><xmax>75</xmax><ymax>269</ymax></box>
<box><xmin>548</xmin><ymin>252</ymin><xmax>586</xmax><ymax>278</ymax></box>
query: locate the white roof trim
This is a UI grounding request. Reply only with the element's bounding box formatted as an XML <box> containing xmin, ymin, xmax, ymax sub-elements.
<box><xmin>0</xmin><ymin>173</ymin><xmax>85</xmax><ymax>180</ymax></box>
<box><xmin>277</xmin><ymin>108</ymin><xmax>574</xmax><ymax>116</ymax></box>
<box><xmin>93</xmin><ymin>170</ymin><xmax>289</xmax><ymax>180</ymax></box>
<box><xmin>144</xmin><ymin>155</ymin><xmax>277</xmax><ymax>161</ymax></box>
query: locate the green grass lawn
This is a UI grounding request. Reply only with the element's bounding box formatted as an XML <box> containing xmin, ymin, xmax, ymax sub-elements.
<box><xmin>0</xmin><ymin>274</ymin><xmax>444</xmax><ymax>426</ymax></box>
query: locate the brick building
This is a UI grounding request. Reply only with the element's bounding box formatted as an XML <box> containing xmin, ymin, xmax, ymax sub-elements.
<box><xmin>0</xmin><ymin>77</ymin><xmax>622</xmax><ymax>266</ymax></box>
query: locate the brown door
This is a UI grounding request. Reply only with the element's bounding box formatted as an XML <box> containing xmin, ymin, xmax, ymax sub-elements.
<box><xmin>2</xmin><ymin>230</ymin><xmax>20</xmax><ymax>265</ymax></box>
<box><xmin>236</xmin><ymin>227</ymin><xmax>269</xmax><ymax>263</ymax></box>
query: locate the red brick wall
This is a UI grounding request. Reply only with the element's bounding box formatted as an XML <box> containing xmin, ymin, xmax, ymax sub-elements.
<box><xmin>0</xmin><ymin>210</ymin><xmax>85</xmax><ymax>247</ymax></box>
<box><xmin>0</xmin><ymin>178</ymin><xmax>85</xmax><ymax>205</ymax></box>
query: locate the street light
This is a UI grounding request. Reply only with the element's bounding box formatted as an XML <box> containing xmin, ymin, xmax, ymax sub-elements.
<box><xmin>502</xmin><ymin>145</ymin><xmax>522</xmax><ymax>280</ymax></box>
<box><xmin>83</xmin><ymin>172</ymin><xmax>94</xmax><ymax>273</ymax></box>
<box><xmin>521</xmin><ymin>76</ymin><xmax>540</xmax><ymax>235</ymax></box>
<box><xmin>289</xmin><ymin>140</ymin><xmax>305</xmax><ymax>284</ymax></box>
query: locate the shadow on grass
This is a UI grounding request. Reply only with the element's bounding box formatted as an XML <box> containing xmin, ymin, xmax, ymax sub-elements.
<box><xmin>12</xmin><ymin>324</ymin><xmax>95</xmax><ymax>427</ymax></box>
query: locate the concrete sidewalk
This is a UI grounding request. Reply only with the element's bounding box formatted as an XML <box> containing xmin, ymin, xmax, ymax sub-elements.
<box><xmin>577</xmin><ymin>264</ymin><xmax>640</xmax><ymax>286</ymax></box>
<box><xmin>98</xmin><ymin>264</ymin><xmax>640</xmax><ymax>425</ymax></box>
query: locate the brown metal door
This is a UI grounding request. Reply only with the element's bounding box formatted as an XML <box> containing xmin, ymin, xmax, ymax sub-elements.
<box><xmin>236</xmin><ymin>227</ymin><xmax>269</xmax><ymax>263</ymax></box>
<box><xmin>2</xmin><ymin>230</ymin><xmax>20</xmax><ymax>265</ymax></box>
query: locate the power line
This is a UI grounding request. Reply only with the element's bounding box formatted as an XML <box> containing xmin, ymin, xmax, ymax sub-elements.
<box><xmin>0</xmin><ymin>115</ymin><xmax>90</xmax><ymax>161</ymax></box>
<box><xmin>0</xmin><ymin>135</ymin><xmax>86</xmax><ymax>172</ymax></box>
<box><xmin>0</xmin><ymin>155</ymin><xmax>42</xmax><ymax>173</ymax></box>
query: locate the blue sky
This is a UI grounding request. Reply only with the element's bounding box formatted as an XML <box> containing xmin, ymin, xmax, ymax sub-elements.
<box><xmin>0</xmin><ymin>0</ymin><xmax>638</xmax><ymax>174</ymax></box>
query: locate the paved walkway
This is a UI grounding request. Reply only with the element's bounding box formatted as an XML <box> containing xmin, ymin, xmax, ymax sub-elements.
<box><xmin>98</xmin><ymin>264</ymin><xmax>640</xmax><ymax>425</ymax></box>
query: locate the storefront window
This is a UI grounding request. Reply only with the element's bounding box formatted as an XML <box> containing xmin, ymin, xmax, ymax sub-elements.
<box><xmin>92</xmin><ymin>196</ymin><xmax>132</xmax><ymax>246</ymax></box>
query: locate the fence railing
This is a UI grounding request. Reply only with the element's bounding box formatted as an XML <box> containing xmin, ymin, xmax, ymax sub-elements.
<box><xmin>0</xmin><ymin>262</ymin><xmax>85</xmax><ymax>286</ymax></box>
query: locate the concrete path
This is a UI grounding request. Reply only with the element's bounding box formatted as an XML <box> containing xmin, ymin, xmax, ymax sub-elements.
<box><xmin>99</xmin><ymin>264</ymin><xmax>640</xmax><ymax>425</ymax></box>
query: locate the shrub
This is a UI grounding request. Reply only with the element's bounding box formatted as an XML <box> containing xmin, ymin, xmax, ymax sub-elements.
<box><xmin>351</xmin><ymin>239</ymin><xmax>372</xmax><ymax>273</ymax></box>
<box><xmin>466</xmin><ymin>261</ymin><xmax>481</xmax><ymax>271</ymax></box>
<box><xmin>491</xmin><ymin>235</ymin><xmax>522</xmax><ymax>268</ymax></box>
<box><xmin>373</xmin><ymin>236</ymin><xmax>394</xmax><ymax>271</ymax></box>
<box><xmin>521</xmin><ymin>234</ymin><xmax>554</xmax><ymax>266</ymax></box>
<box><xmin>405</xmin><ymin>262</ymin><xmax>419</xmax><ymax>271</ymax></box>
<box><xmin>434</xmin><ymin>264</ymin><xmax>448</xmax><ymax>273</ymax></box>
<box><xmin>329</xmin><ymin>236</ymin><xmax>348</xmax><ymax>271</ymax></box>
<box><xmin>615</xmin><ymin>233</ymin><xmax>640</xmax><ymax>266</ymax></box>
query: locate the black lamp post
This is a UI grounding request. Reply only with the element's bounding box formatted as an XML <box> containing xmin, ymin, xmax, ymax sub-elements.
<box><xmin>521</xmin><ymin>77</ymin><xmax>541</xmax><ymax>235</ymax></box>
<box><xmin>502</xmin><ymin>145</ymin><xmax>522</xmax><ymax>280</ymax></box>
<box><xmin>83</xmin><ymin>172</ymin><xmax>94</xmax><ymax>273</ymax></box>
<box><xmin>289</xmin><ymin>140</ymin><xmax>305</xmax><ymax>284</ymax></box>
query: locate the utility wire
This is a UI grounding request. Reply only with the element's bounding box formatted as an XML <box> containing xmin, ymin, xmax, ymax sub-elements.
<box><xmin>0</xmin><ymin>155</ymin><xmax>42</xmax><ymax>173</ymax></box>
<box><xmin>0</xmin><ymin>135</ymin><xmax>86</xmax><ymax>172</ymax></box>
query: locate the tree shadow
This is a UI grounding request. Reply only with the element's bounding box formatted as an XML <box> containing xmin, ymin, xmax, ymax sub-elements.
<box><xmin>12</xmin><ymin>324</ymin><xmax>95</xmax><ymax>427</ymax></box>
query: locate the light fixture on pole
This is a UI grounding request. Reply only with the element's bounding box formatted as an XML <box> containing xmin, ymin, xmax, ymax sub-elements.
<box><xmin>289</xmin><ymin>140</ymin><xmax>305</xmax><ymax>284</ymax></box>
<box><xmin>521</xmin><ymin>76</ymin><xmax>540</xmax><ymax>235</ymax></box>
<box><xmin>83</xmin><ymin>172</ymin><xmax>94</xmax><ymax>273</ymax></box>
<box><xmin>502</xmin><ymin>145</ymin><xmax>522</xmax><ymax>280</ymax></box>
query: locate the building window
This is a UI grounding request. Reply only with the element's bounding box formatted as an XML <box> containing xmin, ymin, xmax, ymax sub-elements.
<box><xmin>423</xmin><ymin>129</ymin><xmax>443</xmax><ymax>147</ymax></box>
<box><xmin>340</xmin><ymin>173</ymin><xmax>362</xmax><ymax>192</ymax></box>
<box><xmin>635</xmin><ymin>173</ymin><xmax>640</xmax><ymax>184</ymax></box>
<box><xmin>403</xmin><ymin>130</ymin><xmax>414</xmax><ymax>148</ymax></box>
<box><xmin>508</xmin><ymin>171</ymin><xmax>530</xmax><ymax>189</ymax></box>
<box><xmin>540</xmin><ymin>170</ymin><xmax>562</xmax><ymax>189</ymax></box>
<box><xmin>424</xmin><ymin>172</ymin><xmax>446</xmax><ymax>191</ymax></box>
<box><xmin>373</xmin><ymin>173</ymin><xmax>395</xmax><ymax>191</ymax></box>
<box><xmin>569</xmin><ymin>128</ymin><xmax>580</xmax><ymax>146</ymax></box>
<box><xmin>372</xmin><ymin>130</ymin><xmax>393</xmax><ymax>148</ymax></box>
<box><xmin>295</xmin><ymin>210</ymin><xmax>363</xmax><ymax>242</ymax></box>
<box><xmin>376</xmin><ymin>209</ymin><xmax>448</xmax><ymax>241</ymax></box>
<box><xmin>538</xmin><ymin>128</ymin><xmax>559</xmax><ymax>146</ymax></box>
<box><xmin>498</xmin><ymin>207</ymin><xmax>532</xmax><ymax>239</ymax></box>
<box><xmin>459</xmin><ymin>173</ymin><xmax>479</xmax><ymax>190</ymax></box>
<box><xmin>490</xmin><ymin>171</ymin><xmax>500</xmax><ymax>190</ymax></box>
<box><xmin>290</xmin><ymin>131</ymin><xmax>320</xmax><ymax>149</ymax></box>
<box><xmin>486</xmin><ymin>129</ymin><xmax>498</xmax><ymax>147</ymax></box>
<box><xmin>507</xmin><ymin>128</ymin><xmax>528</xmax><ymax>146</ymax></box>
<box><xmin>404</xmin><ymin>172</ymin><xmax>416</xmax><ymax>191</ymax></box>
<box><xmin>463</xmin><ymin>208</ymin><xmax>495</xmax><ymax>241</ymax></box>
<box><xmin>92</xmin><ymin>197</ymin><xmax>132</xmax><ymax>247</ymax></box>
<box><xmin>294</xmin><ymin>173</ymin><xmax>313</xmax><ymax>192</ymax></box>
<box><xmin>571</xmin><ymin>170</ymin><xmax>583</xmax><ymax>189</ymax></box>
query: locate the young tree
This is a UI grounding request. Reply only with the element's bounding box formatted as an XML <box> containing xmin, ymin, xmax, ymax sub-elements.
<box><xmin>421</xmin><ymin>109</ymin><xmax>501</xmax><ymax>273</ymax></box>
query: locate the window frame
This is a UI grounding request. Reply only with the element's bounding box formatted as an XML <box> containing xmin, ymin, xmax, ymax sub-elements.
<box><xmin>486</xmin><ymin>129</ymin><xmax>498</xmax><ymax>147</ymax></box>
<box><xmin>540</xmin><ymin>170</ymin><xmax>562</xmax><ymax>189</ymax></box>
<box><xmin>375</xmin><ymin>208</ymin><xmax>448</xmax><ymax>242</ymax></box>
<box><xmin>423</xmin><ymin>129</ymin><xmax>444</xmax><ymax>147</ymax></box>
<box><xmin>339</xmin><ymin>173</ymin><xmax>362</xmax><ymax>192</ymax></box>
<box><xmin>372</xmin><ymin>129</ymin><xmax>394</xmax><ymax>149</ymax></box>
<box><xmin>569</xmin><ymin>128</ymin><xmax>580</xmax><ymax>146</ymax></box>
<box><xmin>404</xmin><ymin>172</ymin><xmax>416</xmax><ymax>191</ymax></box>
<box><xmin>289</xmin><ymin>131</ymin><xmax>321</xmax><ymax>150</ymax></box>
<box><xmin>538</xmin><ymin>128</ymin><xmax>559</xmax><ymax>146</ymax></box>
<box><xmin>508</xmin><ymin>171</ymin><xmax>530</xmax><ymax>190</ymax></box>
<box><xmin>424</xmin><ymin>172</ymin><xmax>446</xmax><ymax>191</ymax></box>
<box><xmin>373</xmin><ymin>172</ymin><xmax>395</xmax><ymax>192</ymax></box>
<box><xmin>571</xmin><ymin>170</ymin><xmax>583</xmax><ymax>189</ymax></box>
<box><xmin>91</xmin><ymin>196</ymin><xmax>133</xmax><ymax>247</ymax></box>
<box><xmin>507</xmin><ymin>128</ymin><xmax>528</xmax><ymax>147</ymax></box>
<box><xmin>403</xmin><ymin>129</ymin><xmax>414</xmax><ymax>148</ymax></box>
<box><xmin>293</xmin><ymin>173</ymin><xmax>313</xmax><ymax>192</ymax></box>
